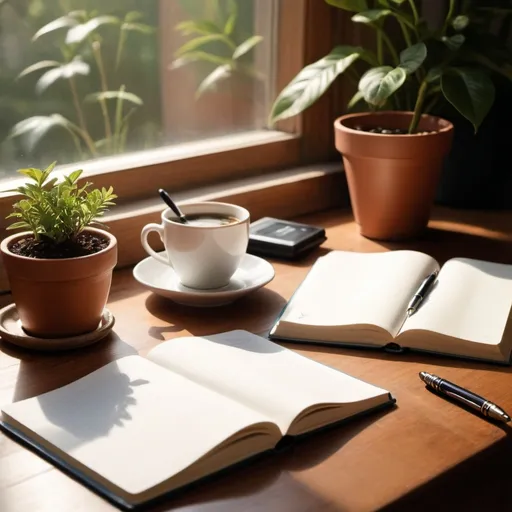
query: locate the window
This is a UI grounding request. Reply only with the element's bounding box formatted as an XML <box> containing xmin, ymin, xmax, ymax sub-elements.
<box><xmin>0</xmin><ymin>0</ymin><xmax>289</xmax><ymax>189</ymax></box>
<box><xmin>0</xmin><ymin>0</ymin><xmax>344</xmax><ymax>280</ymax></box>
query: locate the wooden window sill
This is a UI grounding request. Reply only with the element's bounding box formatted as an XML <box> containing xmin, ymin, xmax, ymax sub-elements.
<box><xmin>0</xmin><ymin>163</ymin><xmax>348</xmax><ymax>291</ymax></box>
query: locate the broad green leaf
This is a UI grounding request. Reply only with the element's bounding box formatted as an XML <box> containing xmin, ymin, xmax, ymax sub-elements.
<box><xmin>36</xmin><ymin>58</ymin><xmax>90</xmax><ymax>94</ymax></box>
<box><xmin>233</xmin><ymin>35</ymin><xmax>263</xmax><ymax>60</ymax></box>
<box><xmin>442</xmin><ymin>34</ymin><xmax>465</xmax><ymax>51</ymax></box>
<box><xmin>6</xmin><ymin>221</ymin><xmax>32</xmax><ymax>231</ymax></box>
<box><xmin>32</xmin><ymin>15</ymin><xmax>79</xmax><ymax>41</ymax></box>
<box><xmin>426</xmin><ymin>67</ymin><xmax>443</xmax><ymax>82</ymax></box>
<box><xmin>67</xmin><ymin>170</ymin><xmax>83</xmax><ymax>183</ymax></box>
<box><xmin>359</xmin><ymin>66</ymin><xmax>407</xmax><ymax>106</ymax></box>
<box><xmin>175</xmin><ymin>34</ymin><xmax>231</xmax><ymax>57</ymax></box>
<box><xmin>452</xmin><ymin>15</ymin><xmax>469</xmax><ymax>31</ymax></box>
<box><xmin>19</xmin><ymin>200</ymin><xmax>32</xmax><ymax>211</ymax></box>
<box><xmin>347</xmin><ymin>90</ymin><xmax>364</xmax><ymax>109</ymax></box>
<box><xmin>441</xmin><ymin>67</ymin><xmax>495</xmax><ymax>132</ymax></box>
<box><xmin>170</xmin><ymin>51</ymin><xmax>231</xmax><ymax>70</ymax></box>
<box><xmin>175</xmin><ymin>20</ymin><xmax>223</xmax><ymax>36</ymax></box>
<box><xmin>269</xmin><ymin>45</ymin><xmax>363</xmax><ymax>124</ymax></box>
<box><xmin>196</xmin><ymin>64</ymin><xmax>232</xmax><ymax>98</ymax></box>
<box><xmin>43</xmin><ymin>161</ymin><xmax>57</xmax><ymax>177</ymax></box>
<box><xmin>9</xmin><ymin>114</ymin><xmax>77</xmax><ymax>152</ymax></box>
<box><xmin>18</xmin><ymin>168</ymin><xmax>42</xmax><ymax>182</ymax></box>
<box><xmin>121</xmin><ymin>22</ymin><xmax>154</xmax><ymax>34</ymax></box>
<box><xmin>325</xmin><ymin>0</ymin><xmax>368</xmax><ymax>11</ymax></box>
<box><xmin>85</xmin><ymin>90</ymin><xmax>143</xmax><ymax>106</ymax></box>
<box><xmin>66</xmin><ymin>15</ymin><xmax>120</xmax><ymax>44</ymax></box>
<box><xmin>352</xmin><ymin>9</ymin><xmax>391</xmax><ymax>24</ymax></box>
<box><xmin>399</xmin><ymin>42</ymin><xmax>427</xmax><ymax>74</ymax></box>
<box><xmin>224</xmin><ymin>0</ymin><xmax>237</xmax><ymax>35</ymax></box>
<box><xmin>224</xmin><ymin>13</ymin><xmax>236</xmax><ymax>35</ymax></box>
<box><xmin>17</xmin><ymin>61</ymin><xmax>60</xmax><ymax>80</ymax></box>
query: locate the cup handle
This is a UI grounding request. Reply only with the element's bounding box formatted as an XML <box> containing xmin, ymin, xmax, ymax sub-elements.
<box><xmin>141</xmin><ymin>223</ymin><xmax>171</xmax><ymax>266</ymax></box>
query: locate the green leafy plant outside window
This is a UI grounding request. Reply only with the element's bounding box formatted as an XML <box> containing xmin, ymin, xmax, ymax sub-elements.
<box><xmin>9</xmin><ymin>9</ymin><xmax>154</xmax><ymax>159</ymax></box>
<box><xmin>172</xmin><ymin>0</ymin><xmax>263</xmax><ymax>98</ymax></box>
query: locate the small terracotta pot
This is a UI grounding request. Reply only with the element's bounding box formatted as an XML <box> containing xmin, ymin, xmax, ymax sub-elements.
<box><xmin>334</xmin><ymin>111</ymin><xmax>454</xmax><ymax>240</ymax></box>
<box><xmin>1</xmin><ymin>228</ymin><xmax>117</xmax><ymax>338</ymax></box>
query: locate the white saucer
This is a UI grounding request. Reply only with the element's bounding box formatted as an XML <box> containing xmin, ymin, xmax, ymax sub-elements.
<box><xmin>133</xmin><ymin>253</ymin><xmax>275</xmax><ymax>307</ymax></box>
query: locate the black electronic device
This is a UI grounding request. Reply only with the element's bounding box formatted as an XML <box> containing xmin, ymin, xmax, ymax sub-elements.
<box><xmin>248</xmin><ymin>217</ymin><xmax>326</xmax><ymax>259</ymax></box>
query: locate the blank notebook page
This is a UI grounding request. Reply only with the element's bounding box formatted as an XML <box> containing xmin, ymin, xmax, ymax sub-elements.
<box><xmin>148</xmin><ymin>330</ymin><xmax>389</xmax><ymax>433</ymax></box>
<box><xmin>402</xmin><ymin>258</ymin><xmax>512</xmax><ymax>344</ymax></box>
<box><xmin>1</xmin><ymin>356</ymin><xmax>271</xmax><ymax>497</ymax></box>
<box><xmin>279</xmin><ymin>251</ymin><xmax>437</xmax><ymax>337</ymax></box>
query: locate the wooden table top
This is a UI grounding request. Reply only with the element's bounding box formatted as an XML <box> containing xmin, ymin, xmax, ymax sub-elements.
<box><xmin>1</xmin><ymin>206</ymin><xmax>512</xmax><ymax>512</ymax></box>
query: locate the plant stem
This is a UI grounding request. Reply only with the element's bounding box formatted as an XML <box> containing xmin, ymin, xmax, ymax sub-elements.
<box><xmin>114</xmin><ymin>85</ymin><xmax>125</xmax><ymax>153</ymax></box>
<box><xmin>221</xmin><ymin>35</ymin><xmax>236</xmax><ymax>51</ymax></box>
<box><xmin>398</xmin><ymin>19</ymin><xmax>412</xmax><ymax>48</ymax></box>
<box><xmin>379</xmin><ymin>30</ymin><xmax>400</xmax><ymax>66</ymax></box>
<box><xmin>115</xmin><ymin>26</ymin><xmax>127</xmax><ymax>71</ymax></box>
<box><xmin>92</xmin><ymin>40</ymin><xmax>113</xmax><ymax>152</ymax></box>
<box><xmin>68</xmin><ymin>76</ymin><xmax>97</xmax><ymax>156</ymax></box>
<box><xmin>409</xmin><ymin>80</ymin><xmax>428</xmax><ymax>133</ymax></box>
<box><xmin>377</xmin><ymin>31</ymin><xmax>383</xmax><ymax>65</ymax></box>
<box><xmin>120</xmin><ymin>107</ymin><xmax>136</xmax><ymax>152</ymax></box>
<box><xmin>68</xmin><ymin>128</ymin><xmax>84</xmax><ymax>159</ymax></box>
<box><xmin>442</xmin><ymin>0</ymin><xmax>455</xmax><ymax>35</ymax></box>
<box><xmin>69</xmin><ymin>124</ymin><xmax>98</xmax><ymax>158</ymax></box>
<box><xmin>408</xmin><ymin>0</ymin><xmax>420</xmax><ymax>25</ymax></box>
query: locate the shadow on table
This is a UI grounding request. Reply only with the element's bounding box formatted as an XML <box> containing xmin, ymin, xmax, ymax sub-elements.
<box><xmin>148</xmin><ymin>406</ymin><xmax>395</xmax><ymax>512</ymax></box>
<box><xmin>0</xmin><ymin>331</ymin><xmax>138</xmax><ymax>402</ymax></box>
<box><xmin>378</xmin><ymin>436</ymin><xmax>512</xmax><ymax>512</ymax></box>
<box><xmin>144</xmin><ymin>286</ymin><xmax>287</xmax><ymax>339</ymax></box>
<box><xmin>377</xmin><ymin>226</ymin><xmax>512</xmax><ymax>265</ymax></box>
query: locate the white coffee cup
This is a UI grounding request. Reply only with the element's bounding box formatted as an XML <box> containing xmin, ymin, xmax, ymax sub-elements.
<box><xmin>141</xmin><ymin>201</ymin><xmax>250</xmax><ymax>289</ymax></box>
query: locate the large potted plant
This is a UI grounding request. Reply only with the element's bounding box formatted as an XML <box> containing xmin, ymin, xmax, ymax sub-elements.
<box><xmin>1</xmin><ymin>163</ymin><xmax>117</xmax><ymax>338</ymax></box>
<box><xmin>269</xmin><ymin>0</ymin><xmax>508</xmax><ymax>240</ymax></box>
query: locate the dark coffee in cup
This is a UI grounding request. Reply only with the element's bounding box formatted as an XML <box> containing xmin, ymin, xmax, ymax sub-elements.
<box><xmin>178</xmin><ymin>213</ymin><xmax>239</xmax><ymax>227</ymax></box>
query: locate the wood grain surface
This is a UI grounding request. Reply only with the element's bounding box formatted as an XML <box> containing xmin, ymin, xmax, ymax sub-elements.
<box><xmin>1</xmin><ymin>206</ymin><xmax>512</xmax><ymax>512</ymax></box>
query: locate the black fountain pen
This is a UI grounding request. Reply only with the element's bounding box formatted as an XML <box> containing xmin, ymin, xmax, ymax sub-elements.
<box><xmin>419</xmin><ymin>372</ymin><xmax>511</xmax><ymax>423</ymax></box>
<box><xmin>407</xmin><ymin>270</ymin><xmax>438</xmax><ymax>316</ymax></box>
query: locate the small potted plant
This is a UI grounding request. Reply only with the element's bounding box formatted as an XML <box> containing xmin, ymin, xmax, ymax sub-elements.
<box><xmin>269</xmin><ymin>0</ymin><xmax>510</xmax><ymax>240</ymax></box>
<box><xmin>1</xmin><ymin>162</ymin><xmax>117</xmax><ymax>338</ymax></box>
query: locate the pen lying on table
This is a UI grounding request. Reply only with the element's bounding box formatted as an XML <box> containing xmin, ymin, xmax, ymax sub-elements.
<box><xmin>419</xmin><ymin>371</ymin><xmax>511</xmax><ymax>423</ymax></box>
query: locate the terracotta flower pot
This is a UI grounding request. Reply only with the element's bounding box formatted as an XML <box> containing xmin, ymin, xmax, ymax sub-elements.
<box><xmin>0</xmin><ymin>228</ymin><xmax>117</xmax><ymax>338</ymax></box>
<box><xmin>334</xmin><ymin>111</ymin><xmax>454</xmax><ymax>240</ymax></box>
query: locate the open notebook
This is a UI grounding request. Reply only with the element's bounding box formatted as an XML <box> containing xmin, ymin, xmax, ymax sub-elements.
<box><xmin>0</xmin><ymin>330</ymin><xmax>393</xmax><ymax>510</ymax></box>
<box><xmin>270</xmin><ymin>251</ymin><xmax>512</xmax><ymax>364</ymax></box>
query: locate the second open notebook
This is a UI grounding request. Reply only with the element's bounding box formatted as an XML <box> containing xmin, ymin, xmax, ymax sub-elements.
<box><xmin>0</xmin><ymin>330</ymin><xmax>393</xmax><ymax>510</ymax></box>
<box><xmin>270</xmin><ymin>250</ymin><xmax>512</xmax><ymax>364</ymax></box>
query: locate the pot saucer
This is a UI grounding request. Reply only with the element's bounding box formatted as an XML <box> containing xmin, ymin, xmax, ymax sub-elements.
<box><xmin>0</xmin><ymin>304</ymin><xmax>115</xmax><ymax>351</ymax></box>
<box><xmin>133</xmin><ymin>253</ymin><xmax>275</xmax><ymax>307</ymax></box>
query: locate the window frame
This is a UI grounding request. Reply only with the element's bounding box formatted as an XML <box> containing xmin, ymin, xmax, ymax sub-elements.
<box><xmin>0</xmin><ymin>0</ymin><xmax>342</xmax><ymax>197</ymax></box>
